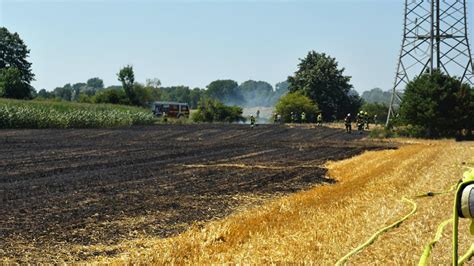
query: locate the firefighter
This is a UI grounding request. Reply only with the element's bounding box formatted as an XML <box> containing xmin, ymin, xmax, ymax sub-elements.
<box><xmin>250</xmin><ymin>115</ymin><xmax>256</xmax><ymax>129</ymax></box>
<box><xmin>357</xmin><ymin>111</ymin><xmax>364</xmax><ymax>133</ymax></box>
<box><xmin>317</xmin><ymin>113</ymin><xmax>323</xmax><ymax>126</ymax></box>
<box><xmin>344</xmin><ymin>113</ymin><xmax>352</xmax><ymax>134</ymax></box>
<box><xmin>162</xmin><ymin>112</ymin><xmax>168</xmax><ymax>123</ymax></box>
<box><xmin>374</xmin><ymin>114</ymin><xmax>378</xmax><ymax>126</ymax></box>
<box><xmin>364</xmin><ymin>111</ymin><xmax>370</xmax><ymax>130</ymax></box>
<box><xmin>273</xmin><ymin>113</ymin><xmax>279</xmax><ymax>124</ymax></box>
<box><xmin>290</xmin><ymin>112</ymin><xmax>295</xmax><ymax>123</ymax></box>
<box><xmin>301</xmin><ymin>112</ymin><xmax>306</xmax><ymax>123</ymax></box>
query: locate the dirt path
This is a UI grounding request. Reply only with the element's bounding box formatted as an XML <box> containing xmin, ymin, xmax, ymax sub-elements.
<box><xmin>105</xmin><ymin>139</ymin><xmax>474</xmax><ymax>264</ymax></box>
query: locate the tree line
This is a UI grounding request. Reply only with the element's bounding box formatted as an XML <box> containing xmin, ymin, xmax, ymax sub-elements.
<box><xmin>2</xmin><ymin>25</ymin><xmax>472</xmax><ymax>137</ymax></box>
<box><xmin>34</xmin><ymin>72</ymin><xmax>289</xmax><ymax>110</ymax></box>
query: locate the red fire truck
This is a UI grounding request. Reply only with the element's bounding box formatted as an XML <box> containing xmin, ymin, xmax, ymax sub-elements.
<box><xmin>151</xmin><ymin>101</ymin><xmax>190</xmax><ymax>119</ymax></box>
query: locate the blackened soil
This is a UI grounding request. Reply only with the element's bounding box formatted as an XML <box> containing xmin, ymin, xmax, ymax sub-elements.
<box><xmin>0</xmin><ymin>124</ymin><xmax>395</xmax><ymax>263</ymax></box>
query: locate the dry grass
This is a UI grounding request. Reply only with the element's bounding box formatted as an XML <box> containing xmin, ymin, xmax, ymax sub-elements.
<box><xmin>88</xmin><ymin>139</ymin><xmax>474</xmax><ymax>264</ymax></box>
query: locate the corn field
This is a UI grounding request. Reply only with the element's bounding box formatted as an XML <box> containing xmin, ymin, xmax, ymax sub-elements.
<box><xmin>0</xmin><ymin>99</ymin><xmax>156</xmax><ymax>128</ymax></box>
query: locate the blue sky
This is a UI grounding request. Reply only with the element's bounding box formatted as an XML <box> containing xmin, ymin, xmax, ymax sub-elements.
<box><xmin>0</xmin><ymin>0</ymin><xmax>473</xmax><ymax>93</ymax></box>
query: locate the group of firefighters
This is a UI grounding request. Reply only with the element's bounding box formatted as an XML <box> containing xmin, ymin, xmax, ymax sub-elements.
<box><xmin>249</xmin><ymin>110</ymin><xmax>377</xmax><ymax>133</ymax></box>
<box><xmin>344</xmin><ymin>111</ymin><xmax>377</xmax><ymax>134</ymax></box>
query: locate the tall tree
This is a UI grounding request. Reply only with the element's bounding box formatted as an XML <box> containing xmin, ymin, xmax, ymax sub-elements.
<box><xmin>86</xmin><ymin>77</ymin><xmax>104</xmax><ymax>90</ymax></box>
<box><xmin>237</xmin><ymin>80</ymin><xmax>274</xmax><ymax>107</ymax></box>
<box><xmin>399</xmin><ymin>70</ymin><xmax>473</xmax><ymax>137</ymax></box>
<box><xmin>146</xmin><ymin>78</ymin><xmax>161</xmax><ymax>88</ymax></box>
<box><xmin>37</xmin><ymin>88</ymin><xmax>54</xmax><ymax>99</ymax></box>
<box><xmin>206</xmin><ymin>79</ymin><xmax>244</xmax><ymax>106</ymax></box>
<box><xmin>288</xmin><ymin>51</ymin><xmax>357</xmax><ymax>120</ymax></box>
<box><xmin>189</xmin><ymin>88</ymin><xmax>204</xmax><ymax>109</ymax></box>
<box><xmin>0</xmin><ymin>27</ymin><xmax>34</xmax><ymax>84</ymax></box>
<box><xmin>53</xmin><ymin>83</ymin><xmax>73</xmax><ymax>101</ymax></box>
<box><xmin>117</xmin><ymin>65</ymin><xmax>138</xmax><ymax>105</ymax></box>
<box><xmin>0</xmin><ymin>67</ymin><xmax>32</xmax><ymax>99</ymax></box>
<box><xmin>361</xmin><ymin>88</ymin><xmax>393</xmax><ymax>105</ymax></box>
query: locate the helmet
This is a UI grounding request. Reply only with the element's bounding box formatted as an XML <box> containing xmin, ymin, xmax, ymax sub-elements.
<box><xmin>347</xmin><ymin>113</ymin><xmax>351</xmax><ymax>116</ymax></box>
<box><xmin>360</xmin><ymin>111</ymin><xmax>364</xmax><ymax>114</ymax></box>
<box><xmin>365</xmin><ymin>112</ymin><xmax>368</xmax><ymax>115</ymax></box>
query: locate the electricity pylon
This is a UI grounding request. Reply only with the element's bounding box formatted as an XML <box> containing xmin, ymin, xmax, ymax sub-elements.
<box><xmin>387</xmin><ymin>0</ymin><xmax>474</xmax><ymax>126</ymax></box>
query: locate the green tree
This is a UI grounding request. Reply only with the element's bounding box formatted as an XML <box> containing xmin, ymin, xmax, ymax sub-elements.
<box><xmin>117</xmin><ymin>65</ymin><xmax>138</xmax><ymax>105</ymax></box>
<box><xmin>288</xmin><ymin>51</ymin><xmax>356</xmax><ymax>121</ymax></box>
<box><xmin>0</xmin><ymin>67</ymin><xmax>32</xmax><ymax>99</ymax></box>
<box><xmin>361</xmin><ymin>88</ymin><xmax>393</xmax><ymax>105</ymax></box>
<box><xmin>272</xmin><ymin>81</ymin><xmax>289</xmax><ymax>103</ymax></box>
<box><xmin>192</xmin><ymin>98</ymin><xmax>245</xmax><ymax>123</ymax></box>
<box><xmin>95</xmin><ymin>87</ymin><xmax>129</xmax><ymax>105</ymax></box>
<box><xmin>0</xmin><ymin>27</ymin><xmax>34</xmax><ymax>84</ymax></box>
<box><xmin>360</xmin><ymin>102</ymin><xmax>389</xmax><ymax>123</ymax></box>
<box><xmin>340</xmin><ymin>89</ymin><xmax>364</xmax><ymax>119</ymax></box>
<box><xmin>163</xmin><ymin>86</ymin><xmax>191</xmax><ymax>103</ymax></box>
<box><xmin>146</xmin><ymin>78</ymin><xmax>161</xmax><ymax>88</ymax></box>
<box><xmin>53</xmin><ymin>83</ymin><xmax>73</xmax><ymax>101</ymax></box>
<box><xmin>189</xmin><ymin>88</ymin><xmax>204</xmax><ymax>109</ymax></box>
<box><xmin>86</xmin><ymin>77</ymin><xmax>104</xmax><ymax>90</ymax></box>
<box><xmin>206</xmin><ymin>79</ymin><xmax>244</xmax><ymax>105</ymax></box>
<box><xmin>133</xmin><ymin>83</ymin><xmax>154</xmax><ymax>106</ymax></box>
<box><xmin>237</xmin><ymin>80</ymin><xmax>274</xmax><ymax>107</ymax></box>
<box><xmin>399</xmin><ymin>70</ymin><xmax>474</xmax><ymax>137</ymax></box>
<box><xmin>71</xmin><ymin>82</ymin><xmax>87</xmax><ymax>101</ymax></box>
<box><xmin>37</xmin><ymin>88</ymin><xmax>54</xmax><ymax>99</ymax></box>
<box><xmin>275</xmin><ymin>92</ymin><xmax>319</xmax><ymax>123</ymax></box>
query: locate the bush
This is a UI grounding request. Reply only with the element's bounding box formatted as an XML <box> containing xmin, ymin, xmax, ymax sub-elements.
<box><xmin>95</xmin><ymin>88</ymin><xmax>129</xmax><ymax>105</ymax></box>
<box><xmin>192</xmin><ymin>98</ymin><xmax>245</xmax><ymax>123</ymax></box>
<box><xmin>399</xmin><ymin>70</ymin><xmax>474</xmax><ymax>138</ymax></box>
<box><xmin>274</xmin><ymin>92</ymin><xmax>319</xmax><ymax>123</ymax></box>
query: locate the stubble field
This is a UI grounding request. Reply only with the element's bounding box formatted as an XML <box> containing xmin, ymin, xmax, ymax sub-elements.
<box><xmin>0</xmin><ymin>124</ymin><xmax>392</xmax><ymax>263</ymax></box>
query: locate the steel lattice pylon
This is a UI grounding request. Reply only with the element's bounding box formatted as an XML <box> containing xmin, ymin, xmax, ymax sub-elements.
<box><xmin>387</xmin><ymin>0</ymin><xmax>474</xmax><ymax>126</ymax></box>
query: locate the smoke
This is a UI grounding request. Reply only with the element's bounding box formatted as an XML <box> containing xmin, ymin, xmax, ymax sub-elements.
<box><xmin>221</xmin><ymin>80</ymin><xmax>288</xmax><ymax>108</ymax></box>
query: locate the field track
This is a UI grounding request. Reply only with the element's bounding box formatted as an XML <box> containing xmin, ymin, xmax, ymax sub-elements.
<box><xmin>0</xmin><ymin>124</ymin><xmax>392</xmax><ymax>263</ymax></box>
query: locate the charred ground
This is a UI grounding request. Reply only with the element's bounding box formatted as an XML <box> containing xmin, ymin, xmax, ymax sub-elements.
<box><xmin>0</xmin><ymin>124</ymin><xmax>395</xmax><ymax>263</ymax></box>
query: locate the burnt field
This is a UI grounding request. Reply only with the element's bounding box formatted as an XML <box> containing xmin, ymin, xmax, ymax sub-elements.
<box><xmin>0</xmin><ymin>124</ymin><xmax>395</xmax><ymax>263</ymax></box>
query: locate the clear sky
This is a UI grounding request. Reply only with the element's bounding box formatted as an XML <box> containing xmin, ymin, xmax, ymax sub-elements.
<box><xmin>0</xmin><ymin>0</ymin><xmax>473</xmax><ymax>93</ymax></box>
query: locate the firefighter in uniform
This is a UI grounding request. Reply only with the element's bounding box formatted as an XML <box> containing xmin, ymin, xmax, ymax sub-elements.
<box><xmin>162</xmin><ymin>112</ymin><xmax>168</xmax><ymax>123</ymax></box>
<box><xmin>301</xmin><ymin>112</ymin><xmax>306</xmax><ymax>123</ymax></box>
<box><xmin>344</xmin><ymin>113</ymin><xmax>352</xmax><ymax>134</ymax></box>
<box><xmin>317</xmin><ymin>113</ymin><xmax>323</xmax><ymax>126</ymax></box>
<box><xmin>250</xmin><ymin>115</ymin><xmax>256</xmax><ymax>129</ymax></box>
<box><xmin>357</xmin><ymin>111</ymin><xmax>364</xmax><ymax>133</ymax></box>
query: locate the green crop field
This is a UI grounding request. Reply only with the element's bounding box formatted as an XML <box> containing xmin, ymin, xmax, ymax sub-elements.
<box><xmin>0</xmin><ymin>99</ymin><xmax>157</xmax><ymax>129</ymax></box>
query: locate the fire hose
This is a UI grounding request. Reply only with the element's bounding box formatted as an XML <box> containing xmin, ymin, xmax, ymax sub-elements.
<box><xmin>336</xmin><ymin>169</ymin><xmax>474</xmax><ymax>265</ymax></box>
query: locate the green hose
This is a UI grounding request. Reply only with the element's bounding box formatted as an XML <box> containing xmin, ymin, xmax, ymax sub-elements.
<box><xmin>335</xmin><ymin>169</ymin><xmax>474</xmax><ymax>265</ymax></box>
<box><xmin>335</xmin><ymin>197</ymin><xmax>417</xmax><ymax>266</ymax></box>
<box><xmin>459</xmin><ymin>244</ymin><xmax>474</xmax><ymax>265</ymax></box>
<box><xmin>418</xmin><ymin>218</ymin><xmax>453</xmax><ymax>266</ymax></box>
